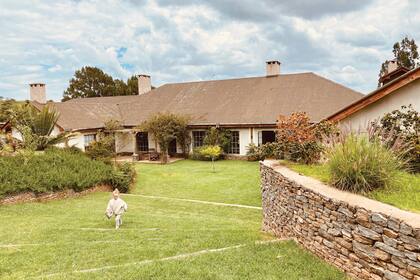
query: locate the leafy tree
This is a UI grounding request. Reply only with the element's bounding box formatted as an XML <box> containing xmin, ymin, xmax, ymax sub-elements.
<box><xmin>378</xmin><ymin>36</ymin><xmax>419</xmax><ymax>84</ymax></box>
<box><xmin>139</xmin><ymin>112</ymin><xmax>190</xmax><ymax>163</ymax></box>
<box><xmin>203</xmin><ymin>127</ymin><xmax>231</xmax><ymax>152</ymax></box>
<box><xmin>0</xmin><ymin>98</ymin><xmax>17</xmax><ymax>122</ymax></box>
<box><xmin>126</xmin><ymin>75</ymin><xmax>139</xmax><ymax>95</ymax></box>
<box><xmin>63</xmin><ymin>67</ymin><xmax>116</xmax><ymax>101</ymax></box>
<box><xmin>199</xmin><ymin>145</ymin><xmax>222</xmax><ymax>172</ymax></box>
<box><xmin>114</xmin><ymin>79</ymin><xmax>129</xmax><ymax>96</ymax></box>
<box><xmin>9</xmin><ymin>104</ymin><xmax>67</xmax><ymax>150</ymax></box>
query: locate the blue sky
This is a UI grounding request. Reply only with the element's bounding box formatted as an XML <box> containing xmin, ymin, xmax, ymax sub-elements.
<box><xmin>1</xmin><ymin>0</ymin><xmax>419</xmax><ymax>101</ymax></box>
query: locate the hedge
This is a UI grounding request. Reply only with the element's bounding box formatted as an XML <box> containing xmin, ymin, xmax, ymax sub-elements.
<box><xmin>0</xmin><ymin>148</ymin><xmax>135</xmax><ymax>197</ymax></box>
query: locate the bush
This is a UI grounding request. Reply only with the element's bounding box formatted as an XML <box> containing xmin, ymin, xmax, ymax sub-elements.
<box><xmin>0</xmin><ymin>149</ymin><xmax>135</xmax><ymax>197</ymax></box>
<box><xmin>85</xmin><ymin>135</ymin><xmax>115</xmax><ymax>162</ymax></box>
<box><xmin>276</xmin><ymin>112</ymin><xmax>336</xmax><ymax>164</ymax></box>
<box><xmin>371</xmin><ymin>105</ymin><xmax>419</xmax><ymax>172</ymax></box>
<box><xmin>246</xmin><ymin>143</ymin><xmax>282</xmax><ymax>161</ymax></box>
<box><xmin>327</xmin><ymin>134</ymin><xmax>402</xmax><ymax>193</ymax></box>
<box><xmin>190</xmin><ymin>145</ymin><xmax>223</xmax><ymax>161</ymax></box>
<box><xmin>110</xmin><ymin>162</ymin><xmax>136</xmax><ymax>193</ymax></box>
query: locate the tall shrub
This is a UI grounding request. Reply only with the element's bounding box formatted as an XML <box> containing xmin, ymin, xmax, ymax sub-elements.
<box><xmin>139</xmin><ymin>112</ymin><xmax>190</xmax><ymax>163</ymax></box>
<box><xmin>327</xmin><ymin>134</ymin><xmax>402</xmax><ymax>193</ymax></box>
<box><xmin>371</xmin><ymin>105</ymin><xmax>419</xmax><ymax>172</ymax></box>
<box><xmin>276</xmin><ymin>112</ymin><xmax>336</xmax><ymax>164</ymax></box>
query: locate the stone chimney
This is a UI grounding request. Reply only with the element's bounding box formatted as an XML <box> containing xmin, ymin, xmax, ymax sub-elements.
<box><xmin>137</xmin><ymin>74</ymin><xmax>152</xmax><ymax>95</ymax></box>
<box><xmin>266</xmin><ymin>60</ymin><xmax>281</xmax><ymax>76</ymax></box>
<box><xmin>29</xmin><ymin>83</ymin><xmax>46</xmax><ymax>103</ymax></box>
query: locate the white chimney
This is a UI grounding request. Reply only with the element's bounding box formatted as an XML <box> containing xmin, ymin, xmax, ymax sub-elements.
<box><xmin>386</xmin><ymin>60</ymin><xmax>398</xmax><ymax>74</ymax></box>
<box><xmin>266</xmin><ymin>60</ymin><xmax>281</xmax><ymax>76</ymax></box>
<box><xmin>137</xmin><ymin>74</ymin><xmax>151</xmax><ymax>95</ymax></box>
<box><xmin>29</xmin><ymin>83</ymin><xmax>46</xmax><ymax>103</ymax></box>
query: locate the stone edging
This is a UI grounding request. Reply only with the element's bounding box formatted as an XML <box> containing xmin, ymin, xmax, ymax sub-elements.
<box><xmin>0</xmin><ymin>185</ymin><xmax>112</xmax><ymax>206</ymax></box>
<box><xmin>260</xmin><ymin>160</ymin><xmax>420</xmax><ymax>280</ymax></box>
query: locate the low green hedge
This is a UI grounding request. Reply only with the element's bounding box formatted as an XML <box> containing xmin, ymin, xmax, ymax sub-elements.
<box><xmin>0</xmin><ymin>148</ymin><xmax>135</xmax><ymax>197</ymax></box>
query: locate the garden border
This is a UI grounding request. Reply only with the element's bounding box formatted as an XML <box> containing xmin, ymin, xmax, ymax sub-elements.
<box><xmin>260</xmin><ymin>160</ymin><xmax>420</xmax><ymax>280</ymax></box>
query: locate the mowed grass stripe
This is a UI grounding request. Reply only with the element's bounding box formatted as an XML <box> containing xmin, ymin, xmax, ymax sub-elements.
<box><xmin>40</xmin><ymin>240</ymin><xmax>289</xmax><ymax>278</ymax></box>
<box><xmin>122</xmin><ymin>193</ymin><xmax>262</xmax><ymax>209</ymax></box>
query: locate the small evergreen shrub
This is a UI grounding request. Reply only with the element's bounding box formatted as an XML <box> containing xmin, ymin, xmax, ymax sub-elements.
<box><xmin>110</xmin><ymin>162</ymin><xmax>136</xmax><ymax>193</ymax></box>
<box><xmin>327</xmin><ymin>135</ymin><xmax>402</xmax><ymax>193</ymax></box>
<box><xmin>0</xmin><ymin>149</ymin><xmax>135</xmax><ymax>197</ymax></box>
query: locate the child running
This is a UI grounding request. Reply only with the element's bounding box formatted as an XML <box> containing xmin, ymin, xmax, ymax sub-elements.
<box><xmin>105</xmin><ymin>188</ymin><xmax>128</xmax><ymax>229</ymax></box>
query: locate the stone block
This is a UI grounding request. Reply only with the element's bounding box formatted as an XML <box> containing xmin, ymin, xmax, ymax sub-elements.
<box><xmin>357</xmin><ymin>225</ymin><xmax>382</xmax><ymax>241</ymax></box>
<box><xmin>375</xmin><ymin>248</ymin><xmax>391</xmax><ymax>261</ymax></box>
<box><xmin>375</xmin><ymin>242</ymin><xmax>405</xmax><ymax>258</ymax></box>
<box><xmin>371</xmin><ymin>213</ymin><xmax>388</xmax><ymax>226</ymax></box>
<box><xmin>384</xmin><ymin>270</ymin><xmax>409</xmax><ymax>280</ymax></box>
<box><xmin>384</xmin><ymin>228</ymin><xmax>399</xmax><ymax>239</ymax></box>
<box><xmin>400</xmin><ymin>223</ymin><xmax>413</xmax><ymax>236</ymax></box>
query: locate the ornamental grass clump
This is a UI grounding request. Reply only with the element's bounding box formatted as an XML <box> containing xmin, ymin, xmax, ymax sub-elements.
<box><xmin>327</xmin><ymin>134</ymin><xmax>402</xmax><ymax>193</ymax></box>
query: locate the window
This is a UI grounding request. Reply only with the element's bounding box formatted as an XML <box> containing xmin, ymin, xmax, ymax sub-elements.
<box><xmin>192</xmin><ymin>131</ymin><xmax>206</xmax><ymax>148</ymax></box>
<box><xmin>228</xmin><ymin>131</ymin><xmax>240</xmax><ymax>154</ymax></box>
<box><xmin>258</xmin><ymin>130</ymin><xmax>276</xmax><ymax>145</ymax></box>
<box><xmin>136</xmin><ymin>132</ymin><xmax>149</xmax><ymax>152</ymax></box>
<box><xmin>84</xmin><ymin>134</ymin><xmax>96</xmax><ymax>147</ymax></box>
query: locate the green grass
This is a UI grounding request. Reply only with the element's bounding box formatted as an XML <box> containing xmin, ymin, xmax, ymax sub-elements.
<box><xmin>0</xmin><ymin>160</ymin><xmax>345</xmax><ymax>279</ymax></box>
<box><xmin>134</xmin><ymin>160</ymin><xmax>262</xmax><ymax>206</ymax></box>
<box><xmin>285</xmin><ymin>161</ymin><xmax>420</xmax><ymax>213</ymax></box>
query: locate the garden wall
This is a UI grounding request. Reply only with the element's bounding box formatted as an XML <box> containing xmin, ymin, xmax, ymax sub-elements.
<box><xmin>260</xmin><ymin>160</ymin><xmax>420</xmax><ymax>280</ymax></box>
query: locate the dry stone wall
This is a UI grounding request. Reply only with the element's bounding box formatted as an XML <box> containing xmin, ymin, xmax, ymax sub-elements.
<box><xmin>260</xmin><ymin>160</ymin><xmax>420</xmax><ymax>280</ymax></box>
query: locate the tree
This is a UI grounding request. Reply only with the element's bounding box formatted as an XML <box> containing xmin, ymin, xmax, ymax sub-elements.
<box><xmin>126</xmin><ymin>75</ymin><xmax>139</xmax><ymax>95</ymax></box>
<box><xmin>63</xmin><ymin>67</ymin><xmax>116</xmax><ymax>101</ymax></box>
<box><xmin>199</xmin><ymin>145</ymin><xmax>222</xmax><ymax>172</ymax></box>
<box><xmin>9</xmin><ymin>104</ymin><xmax>67</xmax><ymax>150</ymax></box>
<box><xmin>139</xmin><ymin>112</ymin><xmax>190</xmax><ymax>163</ymax></box>
<box><xmin>203</xmin><ymin>127</ymin><xmax>231</xmax><ymax>152</ymax></box>
<box><xmin>0</xmin><ymin>98</ymin><xmax>17</xmax><ymax>122</ymax></box>
<box><xmin>378</xmin><ymin>36</ymin><xmax>419</xmax><ymax>84</ymax></box>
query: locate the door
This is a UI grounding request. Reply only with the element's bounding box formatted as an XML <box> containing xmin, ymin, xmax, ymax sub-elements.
<box><xmin>168</xmin><ymin>139</ymin><xmax>177</xmax><ymax>156</ymax></box>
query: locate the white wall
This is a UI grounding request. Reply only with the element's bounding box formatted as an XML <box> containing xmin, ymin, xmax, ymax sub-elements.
<box><xmin>115</xmin><ymin>132</ymin><xmax>134</xmax><ymax>153</ymax></box>
<box><xmin>339</xmin><ymin>79</ymin><xmax>420</xmax><ymax>132</ymax></box>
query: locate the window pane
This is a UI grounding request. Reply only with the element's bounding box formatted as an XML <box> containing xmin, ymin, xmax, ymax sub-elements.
<box><xmin>228</xmin><ymin>131</ymin><xmax>240</xmax><ymax>154</ymax></box>
<box><xmin>136</xmin><ymin>132</ymin><xmax>149</xmax><ymax>152</ymax></box>
<box><xmin>192</xmin><ymin>131</ymin><xmax>206</xmax><ymax>148</ymax></box>
<box><xmin>84</xmin><ymin>134</ymin><xmax>96</xmax><ymax>147</ymax></box>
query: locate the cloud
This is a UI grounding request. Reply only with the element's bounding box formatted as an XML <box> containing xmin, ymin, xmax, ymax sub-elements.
<box><xmin>0</xmin><ymin>0</ymin><xmax>419</xmax><ymax>101</ymax></box>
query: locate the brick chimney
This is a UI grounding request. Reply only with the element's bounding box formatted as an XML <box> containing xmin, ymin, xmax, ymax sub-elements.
<box><xmin>29</xmin><ymin>83</ymin><xmax>46</xmax><ymax>103</ymax></box>
<box><xmin>137</xmin><ymin>74</ymin><xmax>151</xmax><ymax>95</ymax></box>
<box><xmin>266</xmin><ymin>61</ymin><xmax>281</xmax><ymax>76</ymax></box>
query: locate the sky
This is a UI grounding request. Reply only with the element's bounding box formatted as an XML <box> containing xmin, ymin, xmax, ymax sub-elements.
<box><xmin>0</xmin><ymin>0</ymin><xmax>419</xmax><ymax>101</ymax></box>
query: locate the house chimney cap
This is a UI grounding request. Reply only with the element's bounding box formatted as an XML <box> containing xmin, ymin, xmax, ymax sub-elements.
<box><xmin>266</xmin><ymin>60</ymin><xmax>281</xmax><ymax>65</ymax></box>
<box><xmin>29</xmin><ymin>83</ymin><xmax>46</xmax><ymax>87</ymax></box>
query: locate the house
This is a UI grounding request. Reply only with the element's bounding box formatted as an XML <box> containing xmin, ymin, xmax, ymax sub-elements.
<box><xmin>4</xmin><ymin>61</ymin><xmax>362</xmax><ymax>157</ymax></box>
<box><xmin>327</xmin><ymin>66</ymin><xmax>420</xmax><ymax>130</ymax></box>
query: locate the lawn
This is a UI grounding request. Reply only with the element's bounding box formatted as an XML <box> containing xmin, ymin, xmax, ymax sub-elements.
<box><xmin>285</xmin><ymin>161</ymin><xmax>420</xmax><ymax>213</ymax></box>
<box><xmin>0</xmin><ymin>160</ymin><xmax>345</xmax><ymax>279</ymax></box>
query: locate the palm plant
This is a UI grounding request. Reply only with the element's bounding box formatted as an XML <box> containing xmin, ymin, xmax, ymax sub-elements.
<box><xmin>10</xmin><ymin>104</ymin><xmax>67</xmax><ymax>150</ymax></box>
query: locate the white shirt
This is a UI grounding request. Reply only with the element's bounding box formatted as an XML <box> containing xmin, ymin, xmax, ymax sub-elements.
<box><xmin>106</xmin><ymin>197</ymin><xmax>128</xmax><ymax>216</ymax></box>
